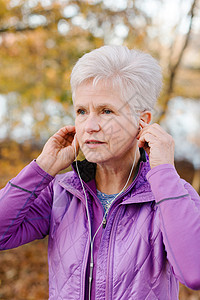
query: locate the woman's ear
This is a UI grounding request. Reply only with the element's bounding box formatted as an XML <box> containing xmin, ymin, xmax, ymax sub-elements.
<box><xmin>140</xmin><ymin>111</ymin><xmax>151</xmax><ymax>124</ymax></box>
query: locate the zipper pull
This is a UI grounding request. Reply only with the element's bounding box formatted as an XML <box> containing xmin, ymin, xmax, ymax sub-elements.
<box><xmin>103</xmin><ymin>216</ymin><xmax>107</xmax><ymax>228</ymax></box>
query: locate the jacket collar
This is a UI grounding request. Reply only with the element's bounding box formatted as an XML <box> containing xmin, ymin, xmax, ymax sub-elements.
<box><xmin>57</xmin><ymin>148</ymin><xmax>154</xmax><ymax>204</ymax></box>
<box><xmin>71</xmin><ymin>147</ymin><xmax>147</xmax><ymax>183</ymax></box>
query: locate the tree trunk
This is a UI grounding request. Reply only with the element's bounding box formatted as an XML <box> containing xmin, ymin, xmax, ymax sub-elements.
<box><xmin>157</xmin><ymin>0</ymin><xmax>197</xmax><ymax>123</ymax></box>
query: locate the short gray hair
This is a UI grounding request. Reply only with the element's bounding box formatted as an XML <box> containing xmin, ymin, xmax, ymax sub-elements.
<box><xmin>70</xmin><ymin>45</ymin><xmax>162</xmax><ymax>113</ymax></box>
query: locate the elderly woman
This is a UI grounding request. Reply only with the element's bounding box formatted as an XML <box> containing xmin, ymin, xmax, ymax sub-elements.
<box><xmin>0</xmin><ymin>45</ymin><xmax>200</xmax><ymax>300</ymax></box>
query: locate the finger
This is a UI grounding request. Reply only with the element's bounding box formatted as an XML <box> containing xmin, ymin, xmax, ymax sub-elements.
<box><xmin>58</xmin><ymin>125</ymin><xmax>76</xmax><ymax>137</ymax></box>
<box><xmin>137</xmin><ymin>126</ymin><xmax>158</xmax><ymax>140</ymax></box>
<box><xmin>145</xmin><ymin>123</ymin><xmax>169</xmax><ymax>136</ymax></box>
<box><xmin>137</xmin><ymin>132</ymin><xmax>154</xmax><ymax>156</ymax></box>
<box><xmin>51</xmin><ymin>127</ymin><xmax>76</xmax><ymax>148</ymax></box>
<box><xmin>137</xmin><ymin>122</ymin><xmax>150</xmax><ymax>139</ymax></box>
<box><xmin>138</xmin><ymin>132</ymin><xmax>157</xmax><ymax>148</ymax></box>
<box><xmin>138</xmin><ymin>135</ymin><xmax>149</xmax><ymax>148</ymax></box>
<box><xmin>137</xmin><ymin>123</ymin><xmax>167</xmax><ymax>140</ymax></box>
<box><xmin>54</xmin><ymin>126</ymin><xmax>76</xmax><ymax>143</ymax></box>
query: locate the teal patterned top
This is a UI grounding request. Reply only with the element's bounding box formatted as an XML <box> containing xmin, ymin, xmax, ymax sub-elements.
<box><xmin>96</xmin><ymin>189</ymin><xmax>118</xmax><ymax>214</ymax></box>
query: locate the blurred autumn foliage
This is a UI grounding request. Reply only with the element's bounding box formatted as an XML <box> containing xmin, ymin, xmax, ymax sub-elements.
<box><xmin>0</xmin><ymin>0</ymin><xmax>200</xmax><ymax>299</ymax></box>
<box><xmin>0</xmin><ymin>239</ymin><xmax>49</xmax><ymax>299</ymax></box>
<box><xmin>0</xmin><ymin>140</ymin><xmax>40</xmax><ymax>187</ymax></box>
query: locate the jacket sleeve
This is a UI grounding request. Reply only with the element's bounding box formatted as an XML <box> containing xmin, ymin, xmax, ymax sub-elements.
<box><xmin>146</xmin><ymin>164</ymin><xmax>200</xmax><ymax>290</ymax></box>
<box><xmin>0</xmin><ymin>160</ymin><xmax>54</xmax><ymax>250</ymax></box>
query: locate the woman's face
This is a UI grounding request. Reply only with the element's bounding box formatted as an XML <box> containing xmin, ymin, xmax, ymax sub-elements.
<box><xmin>74</xmin><ymin>80</ymin><xmax>140</xmax><ymax>164</ymax></box>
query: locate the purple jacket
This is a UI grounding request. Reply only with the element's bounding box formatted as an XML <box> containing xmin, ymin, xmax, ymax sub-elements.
<box><xmin>0</xmin><ymin>153</ymin><xmax>200</xmax><ymax>299</ymax></box>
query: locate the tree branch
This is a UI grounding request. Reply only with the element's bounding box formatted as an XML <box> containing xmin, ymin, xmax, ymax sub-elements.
<box><xmin>167</xmin><ymin>0</ymin><xmax>197</xmax><ymax>94</ymax></box>
<box><xmin>157</xmin><ymin>0</ymin><xmax>197</xmax><ymax>123</ymax></box>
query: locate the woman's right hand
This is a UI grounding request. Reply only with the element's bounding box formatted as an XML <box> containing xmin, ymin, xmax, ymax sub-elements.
<box><xmin>36</xmin><ymin>125</ymin><xmax>79</xmax><ymax>176</ymax></box>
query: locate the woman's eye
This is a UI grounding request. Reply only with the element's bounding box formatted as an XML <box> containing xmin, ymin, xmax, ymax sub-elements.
<box><xmin>77</xmin><ymin>109</ymin><xmax>85</xmax><ymax>115</ymax></box>
<box><xmin>103</xmin><ymin>109</ymin><xmax>113</xmax><ymax>115</ymax></box>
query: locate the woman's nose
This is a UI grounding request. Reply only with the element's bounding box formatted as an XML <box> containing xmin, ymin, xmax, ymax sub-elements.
<box><xmin>85</xmin><ymin>114</ymin><xmax>100</xmax><ymax>133</ymax></box>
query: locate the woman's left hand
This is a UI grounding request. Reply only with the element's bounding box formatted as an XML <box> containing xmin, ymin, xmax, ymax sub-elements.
<box><xmin>137</xmin><ymin>120</ymin><xmax>175</xmax><ymax>169</ymax></box>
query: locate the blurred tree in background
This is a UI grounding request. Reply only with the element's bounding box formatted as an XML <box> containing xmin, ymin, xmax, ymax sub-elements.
<box><xmin>0</xmin><ymin>0</ymin><xmax>200</xmax><ymax>298</ymax></box>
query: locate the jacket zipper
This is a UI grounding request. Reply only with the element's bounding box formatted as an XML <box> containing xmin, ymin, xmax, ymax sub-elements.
<box><xmin>102</xmin><ymin>162</ymin><xmax>144</xmax><ymax>228</ymax></box>
<box><xmin>102</xmin><ymin>216</ymin><xmax>107</xmax><ymax>228</ymax></box>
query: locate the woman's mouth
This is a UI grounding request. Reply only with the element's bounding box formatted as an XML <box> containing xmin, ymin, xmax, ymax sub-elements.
<box><xmin>85</xmin><ymin>140</ymin><xmax>106</xmax><ymax>148</ymax></box>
